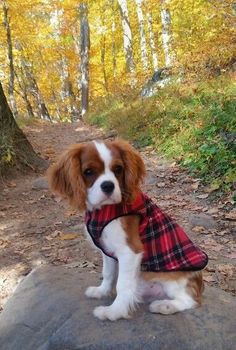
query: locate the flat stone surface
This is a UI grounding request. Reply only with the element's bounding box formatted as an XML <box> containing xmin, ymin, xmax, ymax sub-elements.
<box><xmin>0</xmin><ymin>266</ymin><xmax>235</xmax><ymax>350</ymax></box>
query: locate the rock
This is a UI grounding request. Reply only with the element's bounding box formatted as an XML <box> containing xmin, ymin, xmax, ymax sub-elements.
<box><xmin>32</xmin><ymin>177</ymin><xmax>49</xmax><ymax>190</ymax></box>
<box><xmin>207</xmin><ymin>208</ymin><xmax>219</xmax><ymax>215</ymax></box>
<box><xmin>105</xmin><ymin>130</ymin><xmax>117</xmax><ymax>139</ymax></box>
<box><xmin>189</xmin><ymin>213</ymin><xmax>217</xmax><ymax>229</ymax></box>
<box><xmin>0</xmin><ymin>266</ymin><xmax>235</xmax><ymax>350</ymax></box>
<box><xmin>140</xmin><ymin>67</ymin><xmax>173</xmax><ymax>98</ymax></box>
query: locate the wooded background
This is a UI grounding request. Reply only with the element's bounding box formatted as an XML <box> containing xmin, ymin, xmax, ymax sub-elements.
<box><xmin>0</xmin><ymin>0</ymin><xmax>235</xmax><ymax>120</ymax></box>
<box><xmin>0</xmin><ymin>0</ymin><xmax>235</xmax><ymax>186</ymax></box>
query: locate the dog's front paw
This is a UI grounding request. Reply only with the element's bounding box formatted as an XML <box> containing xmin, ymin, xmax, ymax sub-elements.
<box><xmin>85</xmin><ymin>286</ymin><xmax>110</xmax><ymax>299</ymax></box>
<box><xmin>93</xmin><ymin>305</ymin><xmax>130</xmax><ymax>321</ymax></box>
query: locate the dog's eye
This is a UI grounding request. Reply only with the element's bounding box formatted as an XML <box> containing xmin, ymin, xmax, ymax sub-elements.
<box><xmin>83</xmin><ymin>168</ymin><xmax>95</xmax><ymax>177</ymax></box>
<box><xmin>114</xmin><ymin>165</ymin><xmax>123</xmax><ymax>175</ymax></box>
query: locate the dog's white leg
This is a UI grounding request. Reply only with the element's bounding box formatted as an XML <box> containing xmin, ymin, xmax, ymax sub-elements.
<box><xmin>94</xmin><ymin>247</ymin><xmax>142</xmax><ymax>321</ymax></box>
<box><xmin>85</xmin><ymin>253</ymin><xmax>117</xmax><ymax>299</ymax></box>
<box><xmin>149</xmin><ymin>279</ymin><xmax>197</xmax><ymax>315</ymax></box>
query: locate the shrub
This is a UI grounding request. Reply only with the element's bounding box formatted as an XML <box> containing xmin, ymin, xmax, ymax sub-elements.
<box><xmin>87</xmin><ymin>73</ymin><xmax>236</xmax><ymax>189</ymax></box>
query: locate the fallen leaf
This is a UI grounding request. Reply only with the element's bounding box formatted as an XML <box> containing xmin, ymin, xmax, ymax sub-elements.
<box><xmin>192</xmin><ymin>225</ymin><xmax>206</xmax><ymax>233</ymax></box>
<box><xmin>205</xmin><ymin>266</ymin><xmax>215</xmax><ymax>272</ymax></box>
<box><xmin>207</xmin><ymin>208</ymin><xmax>219</xmax><ymax>215</ymax></box>
<box><xmin>191</xmin><ymin>181</ymin><xmax>200</xmax><ymax>190</ymax></box>
<box><xmin>156</xmin><ymin>182</ymin><xmax>166</xmax><ymax>188</ymax></box>
<box><xmin>215</xmin><ymin>230</ymin><xmax>229</xmax><ymax>236</ymax></box>
<box><xmin>59</xmin><ymin>232</ymin><xmax>78</xmax><ymax>240</ymax></box>
<box><xmin>64</xmin><ymin>209</ymin><xmax>77</xmax><ymax>217</ymax></box>
<box><xmin>204</xmin><ymin>183</ymin><xmax>220</xmax><ymax>193</ymax></box>
<box><xmin>0</xmin><ymin>239</ymin><xmax>9</xmax><ymax>248</ymax></box>
<box><xmin>219</xmin><ymin>238</ymin><xmax>230</xmax><ymax>244</ymax></box>
<box><xmin>54</xmin><ymin>197</ymin><xmax>62</xmax><ymax>203</ymax></box>
<box><xmin>216</xmin><ymin>264</ymin><xmax>234</xmax><ymax>276</ymax></box>
<box><xmin>196</xmin><ymin>194</ymin><xmax>209</xmax><ymax>199</ymax></box>
<box><xmin>203</xmin><ymin>275</ymin><xmax>216</xmax><ymax>283</ymax></box>
<box><xmin>51</xmin><ymin>230</ymin><xmax>61</xmax><ymax>237</ymax></box>
<box><xmin>156</xmin><ymin>173</ymin><xmax>165</xmax><ymax>178</ymax></box>
<box><xmin>202</xmin><ymin>238</ymin><xmax>217</xmax><ymax>245</ymax></box>
<box><xmin>223</xmin><ymin>252</ymin><xmax>236</xmax><ymax>260</ymax></box>
<box><xmin>7</xmin><ymin>181</ymin><xmax>17</xmax><ymax>188</ymax></box>
<box><xmin>224</xmin><ymin>209</ymin><xmax>236</xmax><ymax>221</ymax></box>
<box><xmin>66</xmin><ymin>261</ymin><xmax>96</xmax><ymax>269</ymax></box>
<box><xmin>41</xmin><ymin>246</ymin><xmax>51</xmax><ymax>251</ymax></box>
<box><xmin>44</xmin><ymin>147</ymin><xmax>55</xmax><ymax>155</ymax></box>
<box><xmin>211</xmin><ymin>244</ymin><xmax>224</xmax><ymax>252</ymax></box>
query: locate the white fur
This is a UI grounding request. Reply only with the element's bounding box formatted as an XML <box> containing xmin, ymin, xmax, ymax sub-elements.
<box><xmin>86</xmin><ymin>141</ymin><xmax>122</xmax><ymax>210</ymax></box>
<box><xmin>86</xmin><ymin>219</ymin><xmax>142</xmax><ymax>321</ymax></box>
<box><xmin>149</xmin><ymin>279</ymin><xmax>197</xmax><ymax>314</ymax></box>
<box><xmin>85</xmin><ymin>253</ymin><xmax>117</xmax><ymax>298</ymax></box>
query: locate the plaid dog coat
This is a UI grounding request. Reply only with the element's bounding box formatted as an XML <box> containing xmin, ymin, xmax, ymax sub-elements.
<box><xmin>85</xmin><ymin>193</ymin><xmax>208</xmax><ymax>272</ymax></box>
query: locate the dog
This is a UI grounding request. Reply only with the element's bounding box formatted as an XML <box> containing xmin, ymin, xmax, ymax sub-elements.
<box><xmin>48</xmin><ymin>139</ymin><xmax>208</xmax><ymax>321</ymax></box>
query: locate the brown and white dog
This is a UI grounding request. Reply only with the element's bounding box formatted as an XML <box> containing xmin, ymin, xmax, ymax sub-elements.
<box><xmin>48</xmin><ymin>139</ymin><xmax>207</xmax><ymax>321</ymax></box>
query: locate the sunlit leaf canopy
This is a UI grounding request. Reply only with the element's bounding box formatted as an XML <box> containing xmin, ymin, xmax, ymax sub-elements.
<box><xmin>0</xmin><ymin>0</ymin><xmax>235</xmax><ymax>120</ymax></box>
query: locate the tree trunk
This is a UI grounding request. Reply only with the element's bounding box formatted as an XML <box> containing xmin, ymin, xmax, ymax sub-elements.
<box><xmin>144</xmin><ymin>1</ymin><xmax>159</xmax><ymax>71</ymax></box>
<box><xmin>80</xmin><ymin>2</ymin><xmax>90</xmax><ymax>117</ymax></box>
<box><xmin>99</xmin><ymin>4</ymin><xmax>108</xmax><ymax>91</ymax></box>
<box><xmin>15</xmin><ymin>70</ymin><xmax>35</xmax><ymax>119</ymax></box>
<box><xmin>2</xmin><ymin>1</ymin><xmax>18</xmax><ymax>118</ymax></box>
<box><xmin>31</xmin><ymin>75</ymin><xmax>51</xmax><ymax>121</ymax></box>
<box><xmin>110</xmin><ymin>0</ymin><xmax>117</xmax><ymax>77</ymax></box>
<box><xmin>160</xmin><ymin>1</ymin><xmax>173</xmax><ymax>67</ymax></box>
<box><xmin>20</xmin><ymin>55</ymin><xmax>51</xmax><ymax>121</ymax></box>
<box><xmin>50</xmin><ymin>8</ymin><xmax>79</xmax><ymax>120</ymax></box>
<box><xmin>117</xmin><ymin>0</ymin><xmax>135</xmax><ymax>73</ymax></box>
<box><xmin>60</xmin><ymin>57</ymin><xmax>80</xmax><ymax>120</ymax></box>
<box><xmin>135</xmin><ymin>0</ymin><xmax>148</xmax><ymax>71</ymax></box>
<box><xmin>0</xmin><ymin>82</ymin><xmax>46</xmax><ymax>173</ymax></box>
<box><xmin>100</xmin><ymin>34</ymin><xmax>108</xmax><ymax>92</ymax></box>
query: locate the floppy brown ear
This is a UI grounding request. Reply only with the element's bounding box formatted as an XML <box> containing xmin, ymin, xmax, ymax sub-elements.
<box><xmin>47</xmin><ymin>145</ymin><xmax>86</xmax><ymax>211</ymax></box>
<box><xmin>111</xmin><ymin>139</ymin><xmax>146</xmax><ymax>202</ymax></box>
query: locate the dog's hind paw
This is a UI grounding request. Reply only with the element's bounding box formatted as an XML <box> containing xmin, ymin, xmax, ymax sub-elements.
<box><xmin>149</xmin><ymin>300</ymin><xmax>179</xmax><ymax>315</ymax></box>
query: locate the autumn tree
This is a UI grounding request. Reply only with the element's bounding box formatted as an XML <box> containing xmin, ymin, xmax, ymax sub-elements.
<box><xmin>2</xmin><ymin>0</ymin><xmax>18</xmax><ymax>118</ymax></box>
<box><xmin>0</xmin><ymin>82</ymin><xmax>46</xmax><ymax>172</ymax></box>
<box><xmin>79</xmin><ymin>2</ymin><xmax>90</xmax><ymax>117</ymax></box>
<box><xmin>0</xmin><ymin>0</ymin><xmax>234</xmax><ymax>120</ymax></box>
<box><xmin>118</xmin><ymin>0</ymin><xmax>135</xmax><ymax>73</ymax></box>
<box><xmin>135</xmin><ymin>0</ymin><xmax>148</xmax><ymax>71</ymax></box>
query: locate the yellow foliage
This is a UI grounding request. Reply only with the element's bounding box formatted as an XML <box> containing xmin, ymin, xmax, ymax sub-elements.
<box><xmin>0</xmin><ymin>0</ymin><xmax>234</xmax><ymax>119</ymax></box>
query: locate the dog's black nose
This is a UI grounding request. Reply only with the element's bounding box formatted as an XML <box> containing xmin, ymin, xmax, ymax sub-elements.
<box><xmin>101</xmin><ymin>181</ymin><xmax>115</xmax><ymax>194</ymax></box>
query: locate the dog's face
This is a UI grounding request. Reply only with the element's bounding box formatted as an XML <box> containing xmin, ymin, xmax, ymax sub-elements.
<box><xmin>48</xmin><ymin>140</ymin><xmax>146</xmax><ymax>211</ymax></box>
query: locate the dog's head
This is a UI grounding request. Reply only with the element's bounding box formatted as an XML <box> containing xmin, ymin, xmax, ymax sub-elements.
<box><xmin>47</xmin><ymin>139</ymin><xmax>146</xmax><ymax>211</ymax></box>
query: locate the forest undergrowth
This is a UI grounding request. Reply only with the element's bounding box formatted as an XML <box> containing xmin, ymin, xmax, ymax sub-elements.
<box><xmin>87</xmin><ymin>72</ymin><xmax>236</xmax><ymax>195</ymax></box>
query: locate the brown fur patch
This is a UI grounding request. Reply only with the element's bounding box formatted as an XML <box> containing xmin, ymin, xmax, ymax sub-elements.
<box><xmin>186</xmin><ymin>271</ymin><xmax>204</xmax><ymax>306</ymax></box>
<box><xmin>120</xmin><ymin>215</ymin><xmax>143</xmax><ymax>254</ymax></box>
<box><xmin>47</xmin><ymin>142</ymin><xmax>104</xmax><ymax>210</ymax></box>
<box><xmin>140</xmin><ymin>270</ymin><xmax>194</xmax><ymax>282</ymax></box>
<box><xmin>106</xmin><ymin>139</ymin><xmax>146</xmax><ymax>202</ymax></box>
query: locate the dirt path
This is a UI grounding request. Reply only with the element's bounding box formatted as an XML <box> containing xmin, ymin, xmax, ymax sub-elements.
<box><xmin>0</xmin><ymin>121</ymin><xmax>235</xmax><ymax>311</ymax></box>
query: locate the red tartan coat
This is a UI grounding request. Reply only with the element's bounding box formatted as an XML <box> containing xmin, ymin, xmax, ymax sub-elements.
<box><xmin>85</xmin><ymin>193</ymin><xmax>208</xmax><ymax>272</ymax></box>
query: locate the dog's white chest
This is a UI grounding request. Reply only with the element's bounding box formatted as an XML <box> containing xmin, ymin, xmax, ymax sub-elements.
<box><xmin>85</xmin><ymin>217</ymin><xmax>127</xmax><ymax>258</ymax></box>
